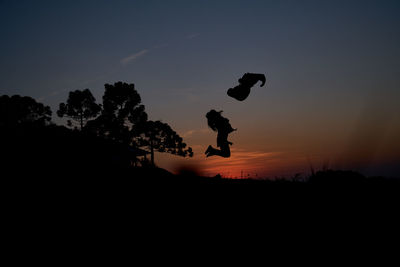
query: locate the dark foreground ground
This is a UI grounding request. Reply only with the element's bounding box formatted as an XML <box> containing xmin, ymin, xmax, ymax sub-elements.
<box><xmin>2</xmin><ymin>125</ymin><xmax>399</xmax><ymax>204</ymax></box>
<box><xmin>3</xmin><ymin>165</ymin><xmax>400</xmax><ymax>238</ymax></box>
<box><xmin>5</xmin><ymin>166</ymin><xmax>399</xmax><ymax>193</ymax></box>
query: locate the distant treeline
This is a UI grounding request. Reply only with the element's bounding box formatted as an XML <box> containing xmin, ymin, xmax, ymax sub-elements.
<box><xmin>0</xmin><ymin>81</ymin><xmax>192</xmax><ymax>175</ymax></box>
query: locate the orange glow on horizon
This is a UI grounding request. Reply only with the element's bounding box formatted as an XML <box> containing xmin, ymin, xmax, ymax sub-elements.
<box><xmin>189</xmin><ymin>147</ymin><xmax>309</xmax><ymax>178</ymax></box>
<box><xmin>201</xmin><ymin>148</ymin><xmax>279</xmax><ymax>178</ymax></box>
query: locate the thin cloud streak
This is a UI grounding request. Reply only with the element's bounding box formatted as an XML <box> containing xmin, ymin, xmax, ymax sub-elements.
<box><xmin>120</xmin><ymin>33</ymin><xmax>198</xmax><ymax>66</ymax></box>
<box><xmin>120</xmin><ymin>49</ymin><xmax>149</xmax><ymax>65</ymax></box>
<box><xmin>182</xmin><ymin>128</ymin><xmax>210</xmax><ymax>138</ymax></box>
<box><xmin>186</xmin><ymin>33</ymin><xmax>200</xmax><ymax>39</ymax></box>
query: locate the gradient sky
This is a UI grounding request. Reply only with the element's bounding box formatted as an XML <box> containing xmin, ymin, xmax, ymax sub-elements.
<box><xmin>1</xmin><ymin>0</ymin><xmax>400</xmax><ymax>178</ymax></box>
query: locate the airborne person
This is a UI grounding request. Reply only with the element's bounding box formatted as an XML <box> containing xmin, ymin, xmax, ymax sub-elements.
<box><xmin>227</xmin><ymin>73</ymin><xmax>266</xmax><ymax>101</ymax></box>
<box><xmin>205</xmin><ymin>110</ymin><xmax>236</xmax><ymax>158</ymax></box>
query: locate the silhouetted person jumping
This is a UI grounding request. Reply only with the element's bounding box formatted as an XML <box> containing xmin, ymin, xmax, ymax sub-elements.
<box><xmin>227</xmin><ymin>73</ymin><xmax>266</xmax><ymax>101</ymax></box>
<box><xmin>205</xmin><ymin>110</ymin><xmax>236</xmax><ymax>158</ymax></box>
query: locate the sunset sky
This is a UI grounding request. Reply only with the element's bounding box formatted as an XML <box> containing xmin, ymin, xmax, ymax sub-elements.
<box><xmin>1</xmin><ymin>0</ymin><xmax>399</xmax><ymax>178</ymax></box>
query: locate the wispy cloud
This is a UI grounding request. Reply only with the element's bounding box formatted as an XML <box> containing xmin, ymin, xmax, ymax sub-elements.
<box><xmin>186</xmin><ymin>33</ymin><xmax>200</xmax><ymax>39</ymax></box>
<box><xmin>182</xmin><ymin>128</ymin><xmax>210</xmax><ymax>138</ymax></box>
<box><xmin>120</xmin><ymin>33</ymin><xmax>198</xmax><ymax>66</ymax></box>
<box><xmin>120</xmin><ymin>49</ymin><xmax>149</xmax><ymax>65</ymax></box>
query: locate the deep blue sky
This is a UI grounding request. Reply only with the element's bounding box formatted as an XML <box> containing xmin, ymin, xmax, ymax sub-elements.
<box><xmin>1</xmin><ymin>0</ymin><xmax>400</xmax><ymax>177</ymax></box>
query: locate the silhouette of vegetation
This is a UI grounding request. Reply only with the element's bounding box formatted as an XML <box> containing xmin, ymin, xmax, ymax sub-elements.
<box><xmin>87</xmin><ymin>82</ymin><xmax>147</xmax><ymax>146</ymax></box>
<box><xmin>1</xmin><ymin>82</ymin><xmax>398</xmax><ymax>190</ymax></box>
<box><xmin>137</xmin><ymin>120</ymin><xmax>193</xmax><ymax>165</ymax></box>
<box><xmin>0</xmin><ymin>95</ymin><xmax>52</xmax><ymax>127</ymax></box>
<box><xmin>85</xmin><ymin>82</ymin><xmax>193</xmax><ymax>165</ymax></box>
<box><xmin>1</xmin><ymin>81</ymin><xmax>195</xmax><ymax>175</ymax></box>
<box><xmin>57</xmin><ymin>89</ymin><xmax>101</xmax><ymax>130</ymax></box>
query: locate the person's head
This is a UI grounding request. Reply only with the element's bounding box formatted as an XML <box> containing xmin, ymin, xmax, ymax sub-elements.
<box><xmin>206</xmin><ymin>109</ymin><xmax>223</xmax><ymax>132</ymax></box>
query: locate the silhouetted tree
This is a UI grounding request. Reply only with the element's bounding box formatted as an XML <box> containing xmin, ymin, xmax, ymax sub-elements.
<box><xmin>57</xmin><ymin>89</ymin><xmax>101</xmax><ymax>130</ymax></box>
<box><xmin>0</xmin><ymin>95</ymin><xmax>52</xmax><ymax>128</ymax></box>
<box><xmin>90</xmin><ymin>82</ymin><xmax>147</xmax><ymax>145</ymax></box>
<box><xmin>137</xmin><ymin>120</ymin><xmax>193</xmax><ymax>166</ymax></box>
<box><xmin>85</xmin><ymin>82</ymin><xmax>193</xmax><ymax>166</ymax></box>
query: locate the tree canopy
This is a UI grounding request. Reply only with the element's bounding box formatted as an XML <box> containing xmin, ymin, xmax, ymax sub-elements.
<box><xmin>85</xmin><ymin>82</ymin><xmax>194</xmax><ymax>165</ymax></box>
<box><xmin>0</xmin><ymin>95</ymin><xmax>52</xmax><ymax>128</ymax></box>
<box><xmin>87</xmin><ymin>82</ymin><xmax>148</xmax><ymax>145</ymax></box>
<box><xmin>57</xmin><ymin>89</ymin><xmax>101</xmax><ymax>130</ymax></box>
<box><xmin>1</xmin><ymin>81</ymin><xmax>194</xmax><ymax>168</ymax></box>
<box><xmin>138</xmin><ymin>120</ymin><xmax>193</xmax><ymax>165</ymax></box>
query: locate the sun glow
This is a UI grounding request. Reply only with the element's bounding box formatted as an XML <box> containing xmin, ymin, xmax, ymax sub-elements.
<box><xmin>202</xmin><ymin>148</ymin><xmax>286</xmax><ymax>178</ymax></box>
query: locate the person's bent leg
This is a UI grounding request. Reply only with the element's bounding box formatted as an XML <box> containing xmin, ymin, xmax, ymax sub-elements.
<box><xmin>219</xmin><ymin>143</ymin><xmax>231</xmax><ymax>158</ymax></box>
